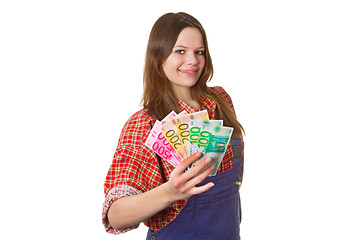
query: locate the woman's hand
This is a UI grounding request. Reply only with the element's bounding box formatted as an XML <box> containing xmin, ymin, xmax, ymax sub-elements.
<box><xmin>107</xmin><ymin>152</ymin><xmax>214</xmax><ymax>230</ymax></box>
<box><xmin>163</xmin><ymin>152</ymin><xmax>215</xmax><ymax>202</ymax></box>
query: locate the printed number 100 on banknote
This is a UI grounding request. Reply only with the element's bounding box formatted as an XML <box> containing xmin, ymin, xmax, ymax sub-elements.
<box><xmin>187</xmin><ymin>120</ymin><xmax>233</xmax><ymax>176</ymax></box>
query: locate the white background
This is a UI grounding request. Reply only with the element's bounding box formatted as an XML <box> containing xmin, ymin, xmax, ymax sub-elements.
<box><xmin>1</xmin><ymin>0</ymin><xmax>359</xmax><ymax>239</ymax></box>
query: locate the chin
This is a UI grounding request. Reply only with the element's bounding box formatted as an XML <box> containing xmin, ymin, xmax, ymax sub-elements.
<box><xmin>184</xmin><ymin>80</ymin><xmax>199</xmax><ymax>88</ymax></box>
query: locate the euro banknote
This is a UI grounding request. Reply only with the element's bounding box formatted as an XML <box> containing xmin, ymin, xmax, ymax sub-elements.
<box><xmin>145</xmin><ymin>111</ymin><xmax>183</xmax><ymax>167</ymax></box>
<box><xmin>161</xmin><ymin>110</ymin><xmax>209</xmax><ymax>159</ymax></box>
<box><xmin>188</xmin><ymin>121</ymin><xmax>233</xmax><ymax>176</ymax></box>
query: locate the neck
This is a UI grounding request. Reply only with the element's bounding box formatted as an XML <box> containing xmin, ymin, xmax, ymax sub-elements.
<box><xmin>172</xmin><ymin>85</ymin><xmax>201</xmax><ymax>110</ymax></box>
<box><xmin>174</xmin><ymin>86</ymin><xmax>193</xmax><ymax>102</ymax></box>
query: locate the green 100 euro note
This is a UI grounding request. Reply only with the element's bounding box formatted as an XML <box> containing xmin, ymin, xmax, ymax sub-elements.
<box><xmin>188</xmin><ymin>120</ymin><xmax>233</xmax><ymax>176</ymax></box>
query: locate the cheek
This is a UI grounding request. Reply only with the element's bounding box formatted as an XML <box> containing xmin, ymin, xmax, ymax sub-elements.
<box><xmin>170</xmin><ymin>54</ymin><xmax>184</xmax><ymax>66</ymax></box>
<box><xmin>163</xmin><ymin>62</ymin><xmax>179</xmax><ymax>81</ymax></box>
<box><xmin>199</xmin><ymin>60</ymin><xmax>206</xmax><ymax>72</ymax></box>
<box><xmin>198</xmin><ymin>56</ymin><xmax>205</xmax><ymax>67</ymax></box>
<box><xmin>163</xmin><ymin>58</ymin><xmax>180</xmax><ymax>73</ymax></box>
<box><xmin>170</xmin><ymin>59</ymin><xmax>182</xmax><ymax>71</ymax></box>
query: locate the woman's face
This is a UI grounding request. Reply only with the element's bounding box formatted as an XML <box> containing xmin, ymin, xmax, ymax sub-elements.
<box><xmin>162</xmin><ymin>27</ymin><xmax>205</xmax><ymax>92</ymax></box>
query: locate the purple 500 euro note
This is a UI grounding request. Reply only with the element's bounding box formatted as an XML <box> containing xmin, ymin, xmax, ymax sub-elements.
<box><xmin>145</xmin><ymin>111</ymin><xmax>184</xmax><ymax>167</ymax></box>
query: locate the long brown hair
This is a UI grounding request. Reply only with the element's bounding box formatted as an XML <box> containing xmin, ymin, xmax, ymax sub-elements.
<box><xmin>141</xmin><ymin>12</ymin><xmax>244</xmax><ymax>138</ymax></box>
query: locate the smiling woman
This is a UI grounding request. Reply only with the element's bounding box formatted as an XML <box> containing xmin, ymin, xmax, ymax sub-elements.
<box><xmin>162</xmin><ymin>27</ymin><xmax>206</xmax><ymax>108</ymax></box>
<box><xmin>140</xmin><ymin>13</ymin><xmax>243</xmax><ymax>137</ymax></box>
<box><xmin>141</xmin><ymin>12</ymin><xmax>214</xmax><ymax>121</ymax></box>
<box><xmin>102</xmin><ymin>12</ymin><xmax>245</xmax><ymax>240</ymax></box>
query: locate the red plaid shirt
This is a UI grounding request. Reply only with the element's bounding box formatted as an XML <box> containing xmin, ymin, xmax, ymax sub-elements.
<box><xmin>102</xmin><ymin>86</ymin><xmax>241</xmax><ymax>234</ymax></box>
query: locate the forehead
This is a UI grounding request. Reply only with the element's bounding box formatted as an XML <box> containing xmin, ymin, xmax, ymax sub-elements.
<box><xmin>174</xmin><ymin>27</ymin><xmax>204</xmax><ymax>48</ymax></box>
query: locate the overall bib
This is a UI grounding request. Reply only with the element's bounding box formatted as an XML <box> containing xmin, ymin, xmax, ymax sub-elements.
<box><xmin>146</xmin><ymin>139</ymin><xmax>243</xmax><ymax>240</ymax></box>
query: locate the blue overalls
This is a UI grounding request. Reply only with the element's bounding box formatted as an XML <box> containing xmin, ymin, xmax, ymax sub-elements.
<box><xmin>146</xmin><ymin>138</ymin><xmax>243</xmax><ymax>240</ymax></box>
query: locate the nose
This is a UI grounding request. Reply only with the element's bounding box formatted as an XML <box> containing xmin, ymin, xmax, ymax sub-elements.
<box><xmin>186</xmin><ymin>52</ymin><xmax>199</xmax><ymax>66</ymax></box>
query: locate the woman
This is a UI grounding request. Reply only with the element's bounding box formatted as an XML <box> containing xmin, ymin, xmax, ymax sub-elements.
<box><xmin>102</xmin><ymin>12</ymin><xmax>245</xmax><ymax>239</ymax></box>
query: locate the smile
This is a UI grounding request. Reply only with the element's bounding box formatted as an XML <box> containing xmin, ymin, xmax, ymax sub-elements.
<box><xmin>178</xmin><ymin>69</ymin><xmax>197</xmax><ymax>77</ymax></box>
<box><xmin>179</xmin><ymin>69</ymin><xmax>197</xmax><ymax>74</ymax></box>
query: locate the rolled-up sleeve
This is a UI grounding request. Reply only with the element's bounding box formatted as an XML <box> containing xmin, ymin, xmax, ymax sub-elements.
<box><xmin>102</xmin><ymin>185</ymin><xmax>143</xmax><ymax>234</ymax></box>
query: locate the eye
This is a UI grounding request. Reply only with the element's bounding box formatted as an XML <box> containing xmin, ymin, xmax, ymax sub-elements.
<box><xmin>196</xmin><ymin>50</ymin><xmax>205</xmax><ymax>55</ymax></box>
<box><xmin>175</xmin><ymin>50</ymin><xmax>185</xmax><ymax>54</ymax></box>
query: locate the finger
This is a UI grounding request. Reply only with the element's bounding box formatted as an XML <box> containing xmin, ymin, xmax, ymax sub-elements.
<box><xmin>185</xmin><ymin>157</ymin><xmax>212</xmax><ymax>178</ymax></box>
<box><xmin>172</xmin><ymin>157</ymin><xmax>211</xmax><ymax>188</ymax></box>
<box><xmin>188</xmin><ymin>182</ymin><xmax>214</xmax><ymax>196</ymax></box>
<box><xmin>174</xmin><ymin>152</ymin><xmax>201</xmax><ymax>173</ymax></box>
<box><xmin>186</xmin><ymin>164</ymin><xmax>215</xmax><ymax>189</ymax></box>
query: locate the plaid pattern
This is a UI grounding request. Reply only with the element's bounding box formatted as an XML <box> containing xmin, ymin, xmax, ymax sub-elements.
<box><xmin>102</xmin><ymin>185</ymin><xmax>143</xmax><ymax>234</ymax></box>
<box><xmin>103</xmin><ymin>86</ymin><xmax>241</xmax><ymax>234</ymax></box>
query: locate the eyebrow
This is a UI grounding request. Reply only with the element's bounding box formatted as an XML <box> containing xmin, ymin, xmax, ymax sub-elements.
<box><xmin>174</xmin><ymin>45</ymin><xmax>205</xmax><ymax>49</ymax></box>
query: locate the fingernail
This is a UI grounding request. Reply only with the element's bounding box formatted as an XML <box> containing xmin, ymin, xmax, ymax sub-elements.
<box><xmin>196</xmin><ymin>152</ymin><xmax>201</xmax><ymax>157</ymax></box>
<box><xmin>205</xmin><ymin>157</ymin><xmax>211</xmax><ymax>163</ymax></box>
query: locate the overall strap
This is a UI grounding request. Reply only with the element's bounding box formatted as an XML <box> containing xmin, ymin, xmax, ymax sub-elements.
<box><xmin>151</xmin><ymin>108</ymin><xmax>159</xmax><ymax>120</ymax></box>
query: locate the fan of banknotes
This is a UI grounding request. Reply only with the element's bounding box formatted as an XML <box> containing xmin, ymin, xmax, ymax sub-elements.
<box><xmin>145</xmin><ymin>110</ymin><xmax>233</xmax><ymax>176</ymax></box>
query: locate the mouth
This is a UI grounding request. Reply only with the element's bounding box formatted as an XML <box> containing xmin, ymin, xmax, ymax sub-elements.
<box><xmin>178</xmin><ymin>69</ymin><xmax>198</xmax><ymax>76</ymax></box>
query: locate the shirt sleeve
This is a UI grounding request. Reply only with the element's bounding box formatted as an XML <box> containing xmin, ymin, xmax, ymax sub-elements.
<box><xmin>102</xmin><ymin>185</ymin><xmax>143</xmax><ymax>234</ymax></box>
<box><xmin>102</xmin><ymin>109</ymin><xmax>165</xmax><ymax>234</ymax></box>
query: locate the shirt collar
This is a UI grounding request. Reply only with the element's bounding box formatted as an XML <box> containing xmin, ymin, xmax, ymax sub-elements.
<box><xmin>177</xmin><ymin>96</ymin><xmax>216</xmax><ymax>119</ymax></box>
